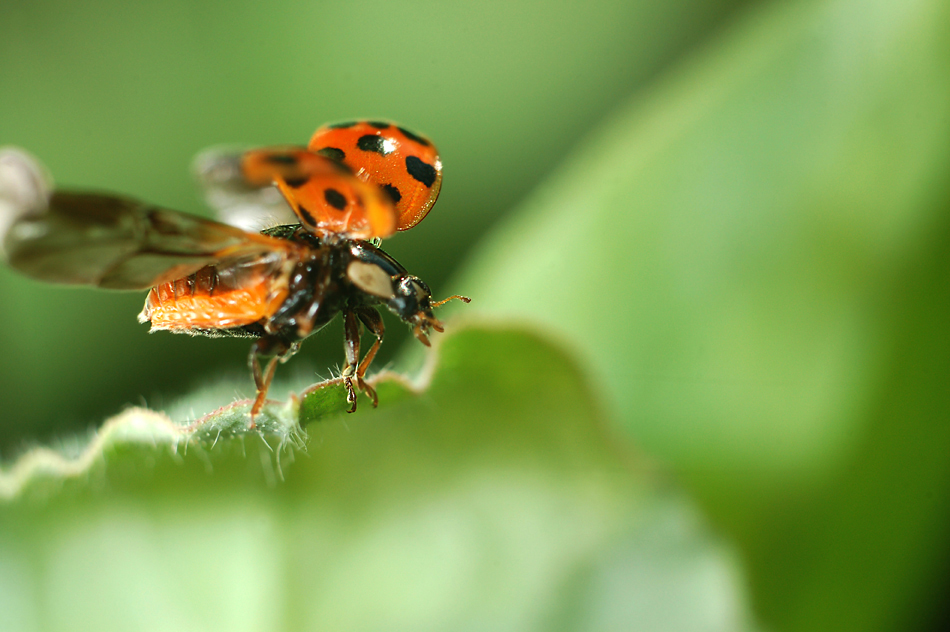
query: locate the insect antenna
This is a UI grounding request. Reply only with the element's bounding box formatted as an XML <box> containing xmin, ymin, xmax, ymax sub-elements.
<box><xmin>430</xmin><ymin>294</ymin><xmax>471</xmax><ymax>308</ymax></box>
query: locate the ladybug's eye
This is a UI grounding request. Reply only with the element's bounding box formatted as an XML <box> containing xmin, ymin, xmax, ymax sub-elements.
<box><xmin>400</xmin><ymin>276</ymin><xmax>431</xmax><ymax>302</ymax></box>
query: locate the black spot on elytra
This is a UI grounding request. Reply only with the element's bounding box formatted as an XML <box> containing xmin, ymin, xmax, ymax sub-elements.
<box><xmin>367</xmin><ymin>121</ymin><xmax>391</xmax><ymax>129</ymax></box>
<box><xmin>297</xmin><ymin>205</ymin><xmax>317</xmax><ymax>226</ymax></box>
<box><xmin>381</xmin><ymin>183</ymin><xmax>401</xmax><ymax>204</ymax></box>
<box><xmin>397</xmin><ymin>126</ymin><xmax>430</xmax><ymax>147</ymax></box>
<box><xmin>316</xmin><ymin>147</ymin><xmax>345</xmax><ymax>162</ymax></box>
<box><xmin>405</xmin><ymin>156</ymin><xmax>437</xmax><ymax>187</ymax></box>
<box><xmin>284</xmin><ymin>176</ymin><xmax>308</xmax><ymax>188</ymax></box>
<box><xmin>324</xmin><ymin>188</ymin><xmax>347</xmax><ymax>211</ymax></box>
<box><xmin>357</xmin><ymin>134</ymin><xmax>391</xmax><ymax>155</ymax></box>
<box><xmin>329</xmin><ymin>121</ymin><xmax>356</xmax><ymax>129</ymax></box>
<box><xmin>264</xmin><ymin>153</ymin><xmax>298</xmax><ymax>165</ymax></box>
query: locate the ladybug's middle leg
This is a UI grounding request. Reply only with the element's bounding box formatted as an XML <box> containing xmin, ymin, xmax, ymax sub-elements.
<box><xmin>248</xmin><ymin>335</ymin><xmax>297</xmax><ymax>421</ymax></box>
<box><xmin>342</xmin><ymin>311</ymin><xmax>362</xmax><ymax>413</ymax></box>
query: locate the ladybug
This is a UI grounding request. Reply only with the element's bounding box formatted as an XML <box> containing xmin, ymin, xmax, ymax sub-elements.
<box><xmin>1</xmin><ymin>122</ymin><xmax>469</xmax><ymax>419</ymax></box>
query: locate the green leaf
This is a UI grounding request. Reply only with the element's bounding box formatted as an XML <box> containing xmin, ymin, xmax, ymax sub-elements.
<box><xmin>0</xmin><ymin>326</ymin><xmax>756</xmax><ymax>631</ymax></box>
<box><xmin>456</xmin><ymin>0</ymin><xmax>950</xmax><ymax>630</ymax></box>
<box><xmin>462</xmin><ymin>0</ymin><xmax>950</xmax><ymax>471</ymax></box>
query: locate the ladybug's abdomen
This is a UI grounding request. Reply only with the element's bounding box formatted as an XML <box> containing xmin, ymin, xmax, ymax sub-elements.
<box><xmin>139</xmin><ymin>256</ymin><xmax>290</xmax><ymax>333</ymax></box>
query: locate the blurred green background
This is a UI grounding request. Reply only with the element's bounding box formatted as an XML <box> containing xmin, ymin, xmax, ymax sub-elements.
<box><xmin>2</xmin><ymin>0</ymin><xmax>950</xmax><ymax>631</ymax></box>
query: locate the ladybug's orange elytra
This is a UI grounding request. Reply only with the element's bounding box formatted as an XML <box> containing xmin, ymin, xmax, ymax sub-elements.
<box><xmin>308</xmin><ymin>121</ymin><xmax>442</xmax><ymax>232</ymax></box>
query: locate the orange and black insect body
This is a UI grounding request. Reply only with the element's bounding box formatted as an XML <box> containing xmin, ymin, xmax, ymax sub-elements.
<box><xmin>138</xmin><ymin>224</ymin><xmax>462</xmax><ymax>415</ymax></box>
<box><xmin>1</xmin><ymin>122</ymin><xmax>468</xmax><ymax>418</ymax></box>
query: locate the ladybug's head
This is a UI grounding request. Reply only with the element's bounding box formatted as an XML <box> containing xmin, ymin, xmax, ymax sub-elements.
<box><xmin>346</xmin><ymin>257</ymin><xmax>469</xmax><ymax>346</ymax></box>
<box><xmin>346</xmin><ymin>243</ymin><xmax>469</xmax><ymax>345</ymax></box>
<box><xmin>392</xmin><ymin>278</ymin><xmax>470</xmax><ymax>345</ymax></box>
<box><xmin>387</xmin><ymin>275</ymin><xmax>442</xmax><ymax>346</ymax></box>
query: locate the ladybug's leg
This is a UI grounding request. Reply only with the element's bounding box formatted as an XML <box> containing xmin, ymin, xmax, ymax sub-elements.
<box><xmin>342</xmin><ymin>311</ymin><xmax>362</xmax><ymax>413</ymax></box>
<box><xmin>355</xmin><ymin>308</ymin><xmax>385</xmax><ymax>408</ymax></box>
<box><xmin>249</xmin><ymin>336</ymin><xmax>295</xmax><ymax>422</ymax></box>
<box><xmin>342</xmin><ymin>308</ymin><xmax>387</xmax><ymax>412</ymax></box>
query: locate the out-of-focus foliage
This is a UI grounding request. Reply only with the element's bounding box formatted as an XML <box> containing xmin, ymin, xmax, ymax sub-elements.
<box><xmin>2</xmin><ymin>0</ymin><xmax>949</xmax><ymax>630</ymax></box>
<box><xmin>0</xmin><ymin>327</ymin><xmax>757</xmax><ymax>632</ymax></box>
<box><xmin>460</xmin><ymin>0</ymin><xmax>950</xmax><ymax>630</ymax></box>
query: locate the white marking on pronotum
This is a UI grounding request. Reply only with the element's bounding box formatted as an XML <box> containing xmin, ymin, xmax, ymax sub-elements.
<box><xmin>346</xmin><ymin>260</ymin><xmax>395</xmax><ymax>299</ymax></box>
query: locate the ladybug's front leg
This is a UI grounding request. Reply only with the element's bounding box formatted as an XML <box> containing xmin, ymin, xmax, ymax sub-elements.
<box><xmin>342</xmin><ymin>309</ymin><xmax>384</xmax><ymax>412</ymax></box>
<box><xmin>355</xmin><ymin>307</ymin><xmax>385</xmax><ymax>407</ymax></box>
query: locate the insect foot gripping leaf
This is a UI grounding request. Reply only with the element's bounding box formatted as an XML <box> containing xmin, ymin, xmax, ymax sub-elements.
<box><xmin>0</xmin><ymin>147</ymin><xmax>52</xmax><ymax>258</ymax></box>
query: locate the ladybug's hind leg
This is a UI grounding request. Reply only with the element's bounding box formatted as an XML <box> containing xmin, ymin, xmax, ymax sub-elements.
<box><xmin>342</xmin><ymin>308</ymin><xmax>385</xmax><ymax>412</ymax></box>
<box><xmin>249</xmin><ymin>335</ymin><xmax>298</xmax><ymax>423</ymax></box>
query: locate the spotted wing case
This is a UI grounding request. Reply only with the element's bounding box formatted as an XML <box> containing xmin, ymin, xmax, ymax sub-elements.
<box><xmin>308</xmin><ymin>121</ymin><xmax>443</xmax><ymax>232</ymax></box>
<box><xmin>190</xmin><ymin>122</ymin><xmax>442</xmax><ymax>241</ymax></box>
<box><xmin>239</xmin><ymin>146</ymin><xmax>398</xmax><ymax>240</ymax></box>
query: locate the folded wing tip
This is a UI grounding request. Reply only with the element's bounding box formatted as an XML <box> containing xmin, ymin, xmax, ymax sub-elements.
<box><xmin>0</xmin><ymin>147</ymin><xmax>53</xmax><ymax>258</ymax></box>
